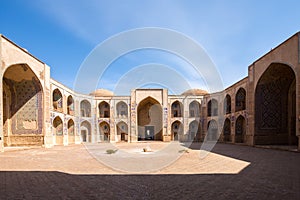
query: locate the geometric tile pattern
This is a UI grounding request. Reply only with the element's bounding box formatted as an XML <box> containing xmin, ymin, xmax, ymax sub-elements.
<box><xmin>260</xmin><ymin>80</ymin><xmax>282</xmax><ymax>129</ymax></box>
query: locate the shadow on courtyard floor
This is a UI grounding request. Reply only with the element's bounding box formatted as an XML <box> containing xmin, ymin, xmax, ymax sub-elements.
<box><xmin>0</xmin><ymin>169</ymin><xmax>299</xmax><ymax>200</ymax></box>
<box><xmin>183</xmin><ymin>141</ymin><xmax>299</xmax><ymax>154</ymax></box>
<box><xmin>0</xmin><ymin>143</ymin><xmax>299</xmax><ymax>200</ymax></box>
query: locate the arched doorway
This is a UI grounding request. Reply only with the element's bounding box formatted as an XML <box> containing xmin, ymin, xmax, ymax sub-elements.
<box><xmin>67</xmin><ymin>95</ymin><xmax>74</xmax><ymax>115</ymax></box>
<box><xmin>171</xmin><ymin>101</ymin><xmax>183</xmax><ymax>117</ymax></box>
<box><xmin>224</xmin><ymin>95</ymin><xmax>231</xmax><ymax>114</ymax></box>
<box><xmin>171</xmin><ymin>121</ymin><xmax>183</xmax><ymax>141</ymax></box>
<box><xmin>223</xmin><ymin>118</ymin><xmax>231</xmax><ymax>142</ymax></box>
<box><xmin>2</xmin><ymin>64</ymin><xmax>43</xmax><ymax>146</ymax></box>
<box><xmin>99</xmin><ymin>101</ymin><xmax>110</xmax><ymax>118</ymax></box>
<box><xmin>116</xmin><ymin>101</ymin><xmax>128</xmax><ymax>118</ymax></box>
<box><xmin>116</xmin><ymin>121</ymin><xmax>128</xmax><ymax>142</ymax></box>
<box><xmin>207</xmin><ymin>99</ymin><xmax>218</xmax><ymax>117</ymax></box>
<box><xmin>235</xmin><ymin>115</ymin><xmax>246</xmax><ymax>143</ymax></box>
<box><xmin>68</xmin><ymin>119</ymin><xmax>75</xmax><ymax>144</ymax></box>
<box><xmin>53</xmin><ymin>116</ymin><xmax>63</xmax><ymax>145</ymax></box>
<box><xmin>207</xmin><ymin>120</ymin><xmax>218</xmax><ymax>141</ymax></box>
<box><xmin>137</xmin><ymin>97</ymin><xmax>162</xmax><ymax>141</ymax></box>
<box><xmin>189</xmin><ymin>120</ymin><xmax>201</xmax><ymax>142</ymax></box>
<box><xmin>99</xmin><ymin>121</ymin><xmax>110</xmax><ymax>142</ymax></box>
<box><xmin>236</xmin><ymin>88</ymin><xmax>246</xmax><ymax>112</ymax></box>
<box><xmin>53</xmin><ymin>89</ymin><xmax>63</xmax><ymax>112</ymax></box>
<box><xmin>80</xmin><ymin>100</ymin><xmax>91</xmax><ymax>117</ymax></box>
<box><xmin>255</xmin><ymin>63</ymin><xmax>297</xmax><ymax>145</ymax></box>
<box><xmin>80</xmin><ymin>121</ymin><xmax>91</xmax><ymax>142</ymax></box>
<box><xmin>189</xmin><ymin>101</ymin><xmax>201</xmax><ymax>117</ymax></box>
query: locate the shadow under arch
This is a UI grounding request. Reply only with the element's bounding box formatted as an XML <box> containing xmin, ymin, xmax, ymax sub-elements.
<box><xmin>2</xmin><ymin>63</ymin><xmax>43</xmax><ymax>146</ymax></box>
<box><xmin>255</xmin><ymin>62</ymin><xmax>297</xmax><ymax>145</ymax></box>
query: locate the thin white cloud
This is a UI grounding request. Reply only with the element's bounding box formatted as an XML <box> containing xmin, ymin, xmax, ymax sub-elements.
<box><xmin>29</xmin><ymin>0</ymin><xmax>294</xmax><ymax>92</ymax></box>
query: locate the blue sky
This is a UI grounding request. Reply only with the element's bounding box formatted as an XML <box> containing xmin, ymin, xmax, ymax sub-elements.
<box><xmin>1</xmin><ymin>0</ymin><xmax>300</xmax><ymax>94</ymax></box>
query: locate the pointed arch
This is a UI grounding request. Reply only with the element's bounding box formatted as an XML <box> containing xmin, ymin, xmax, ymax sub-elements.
<box><xmin>207</xmin><ymin>99</ymin><xmax>218</xmax><ymax>117</ymax></box>
<box><xmin>67</xmin><ymin>95</ymin><xmax>74</xmax><ymax>115</ymax></box>
<box><xmin>99</xmin><ymin>121</ymin><xmax>110</xmax><ymax>142</ymax></box>
<box><xmin>255</xmin><ymin>63</ymin><xmax>296</xmax><ymax>145</ymax></box>
<box><xmin>116</xmin><ymin>101</ymin><xmax>128</xmax><ymax>117</ymax></box>
<box><xmin>171</xmin><ymin>120</ymin><xmax>183</xmax><ymax>141</ymax></box>
<box><xmin>235</xmin><ymin>115</ymin><xmax>246</xmax><ymax>143</ymax></box>
<box><xmin>80</xmin><ymin>120</ymin><xmax>91</xmax><ymax>142</ymax></box>
<box><xmin>137</xmin><ymin>96</ymin><xmax>162</xmax><ymax>141</ymax></box>
<box><xmin>235</xmin><ymin>88</ymin><xmax>246</xmax><ymax>111</ymax></box>
<box><xmin>207</xmin><ymin>120</ymin><xmax>218</xmax><ymax>141</ymax></box>
<box><xmin>116</xmin><ymin>121</ymin><xmax>128</xmax><ymax>142</ymax></box>
<box><xmin>80</xmin><ymin>100</ymin><xmax>91</xmax><ymax>117</ymax></box>
<box><xmin>189</xmin><ymin>120</ymin><xmax>201</xmax><ymax>142</ymax></box>
<box><xmin>2</xmin><ymin>64</ymin><xmax>43</xmax><ymax>146</ymax></box>
<box><xmin>99</xmin><ymin>101</ymin><xmax>110</xmax><ymax>118</ymax></box>
<box><xmin>53</xmin><ymin>116</ymin><xmax>63</xmax><ymax>135</ymax></box>
<box><xmin>224</xmin><ymin>95</ymin><xmax>231</xmax><ymax>114</ymax></box>
<box><xmin>189</xmin><ymin>100</ymin><xmax>201</xmax><ymax>117</ymax></box>
<box><xmin>171</xmin><ymin>101</ymin><xmax>183</xmax><ymax>117</ymax></box>
<box><xmin>53</xmin><ymin>116</ymin><xmax>63</xmax><ymax>145</ymax></box>
<box><xmin>53</xmin><ymin>89</ymin><xmax>63</xmax><ymax>112</ymax></box>
<box><xmin>223</xmin><ymin>118</ymin><xmax>231</xmax><ymax>142</ymax></box>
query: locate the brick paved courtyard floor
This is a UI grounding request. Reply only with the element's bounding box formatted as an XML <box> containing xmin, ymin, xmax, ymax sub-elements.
<box><xmin>0</xmin><ymin>142</ymin><xmax>299</xmax><ymax>200</ymax></box>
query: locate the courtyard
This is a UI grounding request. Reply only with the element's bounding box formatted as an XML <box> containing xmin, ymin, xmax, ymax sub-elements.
<box><xmin>0</xmin><ymin>143</ymin><xmax>299</xmax><ymax>199</ymax></box>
